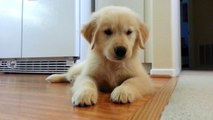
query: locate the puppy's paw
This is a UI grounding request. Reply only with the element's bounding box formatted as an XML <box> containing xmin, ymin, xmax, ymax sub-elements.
<box><xmin>45</xmin><ymin>74</ymin><xmax>67</xmax><ymax>83</ymax></box>
<box><xmin>111</xmin><ymin>86</ymin><xmax>135</xmax><ymax>104</ymax></box>
<box><xmin>72</xmin><ymin>87</ymin><xmax>98</xmax><ymax>106</ymax></box>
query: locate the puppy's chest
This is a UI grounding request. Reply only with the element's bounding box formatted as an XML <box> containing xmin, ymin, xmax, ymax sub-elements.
<box><xmin>101</xmin><ymin>68</ymin><xmax>127</xmax><ymax>81</ymax></box>
<box><xmin>94</xmin><ymin>64</ymin><xmax>131</xmax><ymax>92</ymax></box>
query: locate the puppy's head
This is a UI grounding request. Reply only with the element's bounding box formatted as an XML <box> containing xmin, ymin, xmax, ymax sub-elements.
<box><xmin>81</xmin><ymin>6</ymin><xmax>148</xmax><ymax>62</ymax></box>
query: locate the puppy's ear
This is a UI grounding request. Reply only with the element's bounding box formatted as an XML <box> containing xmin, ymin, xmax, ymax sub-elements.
<box><xmin>137</xmin><ymin>23</ymin><xmax>149</xmax><ymax>49</ymax></box>
<box><xmin>81</xmin><ymin>18</ymin><xmax>98</xmax><ymax>49</ymax></box>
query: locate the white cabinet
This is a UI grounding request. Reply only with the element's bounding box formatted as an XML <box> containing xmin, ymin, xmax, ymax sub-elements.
<box><xmin>0</xmin><ymin>0</ymin><xmax>22</xmax><ymax>58</ymax></box>
<box><xmin>22</xmin><ymin>0</ymin><xmax>80</xmax><ymax>57</ymax></box>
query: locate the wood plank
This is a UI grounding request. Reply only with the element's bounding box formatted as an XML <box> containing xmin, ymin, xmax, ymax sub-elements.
<box><xmin>0</xmin><ymin>74</ymin><xmax>170</xmax><ymax>120</ymax></box>
<box><xmin>128</xmin><ymin>78</ymin><xmax>177</xmax><ymax>120</ymax></box>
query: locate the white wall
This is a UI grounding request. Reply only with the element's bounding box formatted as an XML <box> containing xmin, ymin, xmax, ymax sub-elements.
<box><xmin>144</xmin><ymin>0</ymin><xmax>153</xmax><ymax>63</ymax></box>
<box><xmin>78</xmin><ymin>0</ymin><xmax>91</xmax><ymax>62</ymax></box>
<box><xmin>171</xmin><ymin>0</ymin><xmax>181</xmax><ymax>76</ymax></box>
<box><xmin>150</xmin><ymin>0</ymin><xmax>181</xmax><ymax>77</ymax></box>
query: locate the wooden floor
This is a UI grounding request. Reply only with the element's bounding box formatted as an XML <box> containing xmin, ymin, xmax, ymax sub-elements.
<box><xmin>0</xmin><ymin>73</ymin><xmax>172</xmax><ymax>120</ymax></box>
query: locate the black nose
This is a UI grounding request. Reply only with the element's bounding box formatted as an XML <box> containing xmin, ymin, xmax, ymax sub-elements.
<box><xmin>114</xmin><ymin>46</ymin><xmax>127</xmax><ymax>59</ymax></box>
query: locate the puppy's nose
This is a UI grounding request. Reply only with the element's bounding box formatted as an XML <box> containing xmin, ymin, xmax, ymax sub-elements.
<box><xmin>114</xmin><ymin>46</ymin><xmax>127</xmax><ymax>59</ymax></box>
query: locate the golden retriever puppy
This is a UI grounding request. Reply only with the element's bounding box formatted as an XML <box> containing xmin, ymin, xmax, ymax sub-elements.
<box><xmin>46</xmin><ymin>6</ymin><xmax>154</xmax><ymax>106</ymax></box>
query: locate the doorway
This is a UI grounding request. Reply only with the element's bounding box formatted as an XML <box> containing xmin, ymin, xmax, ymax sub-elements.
<box><xmin>181</xmin><ymin>0</ymin><xmax>213</xmax><ymax>70</ymax></box>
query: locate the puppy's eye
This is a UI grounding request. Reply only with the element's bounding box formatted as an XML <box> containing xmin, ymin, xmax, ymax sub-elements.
<box><xmin>104</xmin><ymin>29</ymin><xmax>113</xmax><ymax>36</ymax></box>
<box><xmin>126</xmin><ymin>30</ymin><xmax>132</xmax><ymax>35</ymax></box>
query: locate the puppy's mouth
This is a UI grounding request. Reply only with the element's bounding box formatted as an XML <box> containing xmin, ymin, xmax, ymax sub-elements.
<box><xmin>106</xmin><ymin>56</ymin><xmax>125</xmax><ymax>63</ymax></box>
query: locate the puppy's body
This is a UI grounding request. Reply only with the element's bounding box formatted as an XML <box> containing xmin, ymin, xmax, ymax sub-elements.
<box><xmin>46</xmin><ymin>6</ymin><xmax>154</xmax><ymax>106</ymax></box>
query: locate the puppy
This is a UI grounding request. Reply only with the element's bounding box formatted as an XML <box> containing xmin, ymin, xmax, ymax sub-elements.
<box><xmin>46</xmin><ymin>6</ymin><xmax>154</xmax><ymax>106</ymax></box>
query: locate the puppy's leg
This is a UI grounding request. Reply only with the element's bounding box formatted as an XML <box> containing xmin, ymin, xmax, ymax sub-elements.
<box><xmin>46</xmin><ymin>61</ymin><xmax>85</xmax><ymax>83</ymax></box>
<box><xmin>66</xmin><ymin>61</ymin><xmax>85</xmax><ymax>81</ymax></box>
<box><xmin>111</xmin><ymin>77</ymin><xmax>154</xmax><ymax>104</ymax></box>
<box><xmin>45</xmin><ymin>73</ymin><xmax>67</xmax><ymax>83</ymax></box>
<box><xmin>71</xmin><ymin>75</ymin><xmax>98</xmax><ymax>106</ymax></box>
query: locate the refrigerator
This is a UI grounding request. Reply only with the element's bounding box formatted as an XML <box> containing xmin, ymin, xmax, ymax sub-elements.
<box><xmin>0</xmin><ymin>0</ymin><xmax>91</xmax><ymax>73</ymax></box>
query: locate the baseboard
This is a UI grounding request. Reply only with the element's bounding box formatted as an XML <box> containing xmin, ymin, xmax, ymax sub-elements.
<box><xmin>150</xmin><ymin>68</ymin><xmax>181</xmax><ymax>77</ymax></box>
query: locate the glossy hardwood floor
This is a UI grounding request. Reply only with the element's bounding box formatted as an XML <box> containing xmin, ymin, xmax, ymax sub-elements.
<box><xmin>0</xmin><ymin>73</ymin><xmax>171</xmax><ymax>120</ymax></box>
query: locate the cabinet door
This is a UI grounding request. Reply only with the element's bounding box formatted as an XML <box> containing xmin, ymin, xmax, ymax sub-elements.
<box><xmin>22</xmin><ymin>0</ymin><xmax>80</xmax><ymax>58</ymax></box>
<box><xmin>0</xmin><ymin>0</ymin><xmax>22</xmax><ymax>58</ymax></box>
<box><xmin>95</xmin><ymin>0</ymin><xmax>145</xmax><ymax>62</ymax></box>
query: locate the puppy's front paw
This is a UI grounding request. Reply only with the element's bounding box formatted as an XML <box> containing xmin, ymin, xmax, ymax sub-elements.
<box><xmin>72</xmin><ymin>87</ymin><xmax>98</xmax><ymax>106</ymax></box>
<box><xmin>111</xmin><ymin>86</ymin><xmax>135</xmax><ymax>104</ymax></box>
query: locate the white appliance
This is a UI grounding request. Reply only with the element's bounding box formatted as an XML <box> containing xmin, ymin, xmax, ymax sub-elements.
<box><xmin>0</xmin><ymin>0</ymin><xmax>91</xmax><ymax>73</ymax></box>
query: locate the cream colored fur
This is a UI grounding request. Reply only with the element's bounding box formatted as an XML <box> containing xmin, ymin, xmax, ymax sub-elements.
<box><xmin>46</xmin><ymin>6</ymin><xmax>154</xmax><ymax>106</ymax></box>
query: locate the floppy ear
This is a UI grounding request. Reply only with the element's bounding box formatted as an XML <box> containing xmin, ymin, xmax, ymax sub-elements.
<box><xmin>81</xmin><ymin>18</ymin><xmax>98</xmax><ymax>49</ymax></box>
<box><xmin>137</xmin><ymin>23</ymin><xmax>149</xmax><ymax>49</ymax></box>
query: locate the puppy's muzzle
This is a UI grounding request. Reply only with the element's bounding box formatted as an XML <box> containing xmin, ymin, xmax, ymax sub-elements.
<box><xmin>114</xmin><ymin>46</ymin><xmax>127</xmax><ymax>60</ymax></box>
